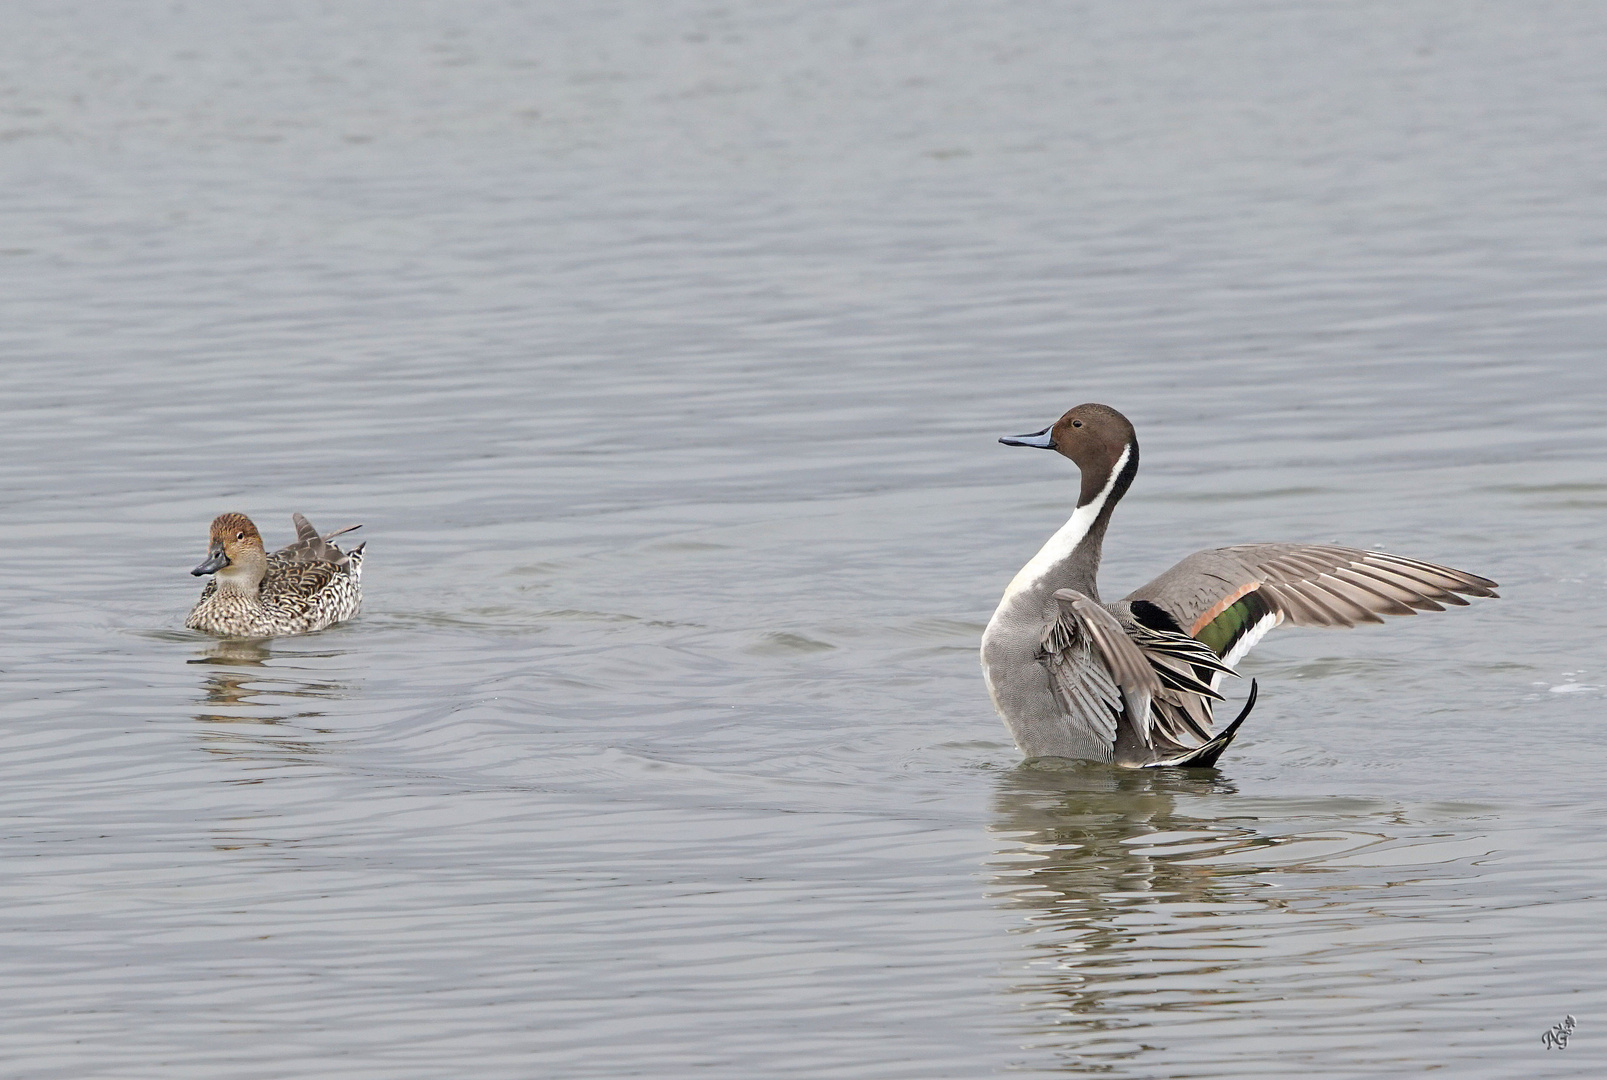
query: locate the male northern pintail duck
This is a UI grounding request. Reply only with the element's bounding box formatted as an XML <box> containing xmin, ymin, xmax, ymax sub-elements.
<box><xmin>186</xmin><ymin>512</ymin><xmax>365</xmax><ymax>637</ymax></box>
<box><xmin>981</xmin><ymin>404</ymin><xmax>1497</xmax><ymax>768</ymax></box>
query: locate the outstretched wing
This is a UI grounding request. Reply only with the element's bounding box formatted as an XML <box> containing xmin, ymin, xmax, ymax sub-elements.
<box><xmin>1123</xmin><ymin>544</ymin><xmax>1498</xmax><ymax>666</ymax></box>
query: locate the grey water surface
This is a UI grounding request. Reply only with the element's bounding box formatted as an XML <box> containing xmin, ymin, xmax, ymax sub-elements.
<box><xmin>2</xmin><ymin>2</ymin><xmax>1605</xmax><ymax>1077</ymax></box>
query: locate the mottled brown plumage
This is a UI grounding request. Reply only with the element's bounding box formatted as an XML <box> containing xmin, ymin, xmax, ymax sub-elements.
<box><xmin>186</xmin><ymin>512</ymin><xmax>364</xmax><ymax>637</ymax></box>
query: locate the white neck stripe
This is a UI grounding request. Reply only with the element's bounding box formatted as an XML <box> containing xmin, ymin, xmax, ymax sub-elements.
<box><xmin>1000</xmin><ymin>443</ymin><xmax>1131</xmax><ymax>602</ymax></box>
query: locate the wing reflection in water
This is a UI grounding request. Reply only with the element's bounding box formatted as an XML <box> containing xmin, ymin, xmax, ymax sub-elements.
<box><xmin>187</xmin><ymin>638</ymin><xmax>348</xmax><ymax>769</ymax></box>
<box><xmin>987</xmin><ymin>765</ymin><xmax>1291</xmax><ymax>1068</ymax></box>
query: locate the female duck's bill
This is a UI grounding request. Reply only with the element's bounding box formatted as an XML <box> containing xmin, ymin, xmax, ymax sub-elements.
<box><xmin>191</xmin><ymin>546</ymin><xmax>230</xmax><ymax>575</ymax></box>
<box><xmin>980</xmin><ymin>403</ymin><xmax>1497</xmax><ymax>769</ymax></box>
<box><xmin>185</xmin><ymin>512</ymin><xmax>365</xmax><ymax>638</ymax></box>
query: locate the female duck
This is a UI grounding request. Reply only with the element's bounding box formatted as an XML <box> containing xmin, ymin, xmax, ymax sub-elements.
<box><xmin>981</xmin><ymin>404</ymin><xmax>1496</xmax><ymax>767</ymax></box>
<box><xmin>186</xmin><ymin>512</ymin><xmax>364</xmax><ymax>637</ymax></box>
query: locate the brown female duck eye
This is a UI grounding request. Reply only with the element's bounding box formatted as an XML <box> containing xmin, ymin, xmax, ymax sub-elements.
<box><xmin>236</xmin><ymin>531</ymin><xmax>245</xmax><ymax>540</ymax></box>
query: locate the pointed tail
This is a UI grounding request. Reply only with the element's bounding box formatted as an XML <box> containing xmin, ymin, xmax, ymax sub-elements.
<box><xmin>1143</xmin><ymin>679</ymin><xmax>1258</xmax><ymax>769</ymax></box>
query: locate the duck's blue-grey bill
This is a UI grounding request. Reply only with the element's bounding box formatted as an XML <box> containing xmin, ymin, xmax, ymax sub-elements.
<box><xmin>999</xmin><ymin>426</ymin><xmax>1055</xmax><ymax>449</ymax></box>
<box><xmin>191</xmin><ymin>547</ymin><xmax>229</xmax><ymax>576</ymax></box>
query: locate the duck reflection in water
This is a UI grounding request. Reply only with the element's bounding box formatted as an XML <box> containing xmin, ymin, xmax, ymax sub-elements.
<box><xmin>988</xmin><ymin>765</ymin><xmax>1292</xmax><ymax>1065</ymax></box>
<box><xmin>188</xmin><ymin>638</ymin><xmax>345</xmax><ymax>766</ymax></box>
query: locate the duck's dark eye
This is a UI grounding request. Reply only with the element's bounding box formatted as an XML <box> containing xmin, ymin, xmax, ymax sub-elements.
<box><xmin>236</xmin><ymin>531</ymin><xmax>245</xmax><ymax>540</ymax></box>
<box><xmin>1071</xmin><ymin>419</ymin><xmax>1083</xmax><ymax>428</ymax></box>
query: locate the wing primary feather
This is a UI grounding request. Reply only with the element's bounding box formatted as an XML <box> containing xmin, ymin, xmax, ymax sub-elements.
<box><xmin>1261</xmin><ymin>581</ymin><xmax>1327</xmax><ymax>625</ymax></box>
<box><xmin>1359</xmin><ymin>555</ymin><xmax>1482</xmax><ymax>598</ymax></box>
<box><xmin>1362</xmin><ymin>551</ymin><xmax>1498</xmax><ymax>594</ymax></box>
<box><xmin>1328</xmin><ymin>568</ymin><xmax>1422</xmax><ymax>615</ymax></box>
<box><xmin>1307</xmin><ymin>577</ymin><xmax>1387</xmax><ymax>624</ymax></box>
<box><xmin>1351</xmin><ymin>562</ymin><xmax>1464</xmax><ymax>606</ymax></box>
<box><xmin>1283</xmin><ymin>580</ymin><xmax>1359</xmax><ymax>625</ymax></box>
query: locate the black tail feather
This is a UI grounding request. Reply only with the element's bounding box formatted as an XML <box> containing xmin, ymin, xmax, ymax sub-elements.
<box><xmin>1143</xmin><ymin>679</ymin><xmax>1258</xmax><ymax>769</ymax></box>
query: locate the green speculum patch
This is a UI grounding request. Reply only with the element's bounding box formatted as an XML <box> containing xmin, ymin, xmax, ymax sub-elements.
<box><xmin>1196</xmin><ymin>589</ymin><xmax>1273</xmax><ymax>657</ymax></box>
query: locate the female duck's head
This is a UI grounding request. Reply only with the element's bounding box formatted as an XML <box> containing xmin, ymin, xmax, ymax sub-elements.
<box><xmin>192</xmin><ymin>513</ymin><xmax>268</xmax><ymax>593</ymax></box>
